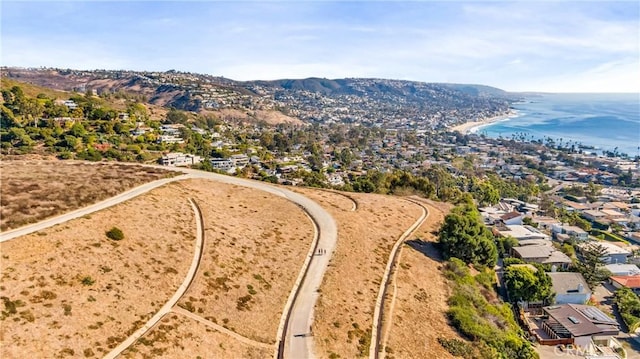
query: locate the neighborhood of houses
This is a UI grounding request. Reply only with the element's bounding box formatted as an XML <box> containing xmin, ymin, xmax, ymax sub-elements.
<box><xmin>481</xmin><ymin>195</ymin><xmax>640</xmax><ymax>358</ymax></box>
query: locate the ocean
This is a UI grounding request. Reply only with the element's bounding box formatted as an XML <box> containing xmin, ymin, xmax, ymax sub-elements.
<box><xmin>475</xmin><ymin>93</ymin><xmax>640</xmax><ymax>157</ymax></box>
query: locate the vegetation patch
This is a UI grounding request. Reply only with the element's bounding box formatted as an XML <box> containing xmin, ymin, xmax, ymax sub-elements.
<box><xmin>106</xmin><ymin>227</ymin><xmax>124</xmax><ymax>241</ymax></box>
<box><xmin>442</xmin><ymin>259</ymin><xmax>538</xmax><ymax>359</ymax></box>
<box><xmin>614</xmin><ymin>287</ymin><xmax>640</xmax><ymax>332</ymax></box>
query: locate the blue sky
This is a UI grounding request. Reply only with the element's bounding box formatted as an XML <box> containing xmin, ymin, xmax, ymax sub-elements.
<box><xmin>2</xmin><ymin>1</ymin><xmax>639</xmax><ymax>92</ymax></box>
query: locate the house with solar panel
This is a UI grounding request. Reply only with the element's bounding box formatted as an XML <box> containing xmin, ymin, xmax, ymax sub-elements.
<box><xmin>538</xmin><ymin>304</ymin><xmax>619</xmax><ymax>348</ymax></box>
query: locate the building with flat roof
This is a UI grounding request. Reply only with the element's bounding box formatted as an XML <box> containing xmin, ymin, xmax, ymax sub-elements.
<box><xmin>496</xmin><ymin>224</ymin><xmax>550</xmax><ymax>242</ymax></box>
<box><xmin>579</xmin><ymin>241</ymin><xmax>631</xmax><ymax>265</ymax></box>
<box><xmin>160</xmin><ymin>152</ymin><xmax>202</xmax><ymax>167</ymax></box>
<box><xmin>604</xmin><ymin>263</ymin><xmax>640</xmax><ymax>276</ymax></box>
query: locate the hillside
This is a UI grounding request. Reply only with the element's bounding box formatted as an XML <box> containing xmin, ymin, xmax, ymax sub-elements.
<box><xmin>2</xmin><ymin>67</ymin><xmax>517</xmax><ymax>127</ymax></box>
<box><xmin>0</xmin><ymin>161</ymin><xmax>463</xmax><ymax>358</ymax></box>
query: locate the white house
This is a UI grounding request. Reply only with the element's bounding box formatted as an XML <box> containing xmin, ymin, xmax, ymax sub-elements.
<box><xmin>160</xmin><ymin>152</ymin><xmax>202</xmax><ymax>167</ymax></box>
<box><xmin>604</xmin><ymin>263</ymin><xmax>640</xmax><ymax>276</ymax></box>
<box><xmin>552</xmin><ymin>225</ymin><xmax>589</xmax><ymax>241</ymax></box>
<box><xmin>500</xmin><ymin>211</ymin><xmax>525</xmax><ymax>225</ymax></box>
<box><xmin>547</xmin><ymin>272</ymin><xmax>591</xmax><ymax>305</ymax></box>
<box><xmin>210</xmin><ymin>158</ymin><xmax>235</xmax><ymax>173</ymax></box>
<box><xmin>496</xmin><ymin>225</ymin><xmax>550</xmax><ymax>242</ymax></box>
<box><xmin>579</xmin><ymin>241</ymin><xmax>631</xmax><ymax>265</ymax></box>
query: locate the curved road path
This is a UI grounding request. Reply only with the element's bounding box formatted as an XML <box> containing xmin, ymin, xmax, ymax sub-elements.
<box><xmin>1</xmin><ymin>166</ymin><xmax>338</xmax><ymax>359</ymax></box>
<box><xmin>103</xmin><ymin>198</ymin><xmax>205</xmax><ymax>359</ymax></box>
<box><xmin>369</xmin><ymin>197</ymin><xmax>428</xmax><ymax>359</ymax></box>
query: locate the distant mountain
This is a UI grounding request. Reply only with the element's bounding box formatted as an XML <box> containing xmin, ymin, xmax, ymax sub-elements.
<box><xmin>1</xmin><ymin>67</ymin><xmax>518</xmax><ymax>127</ymax></box>
<box><xmin>251</xmin><ymin>77</ymin><xmax>514</xmax><ymax>99</ymax></box>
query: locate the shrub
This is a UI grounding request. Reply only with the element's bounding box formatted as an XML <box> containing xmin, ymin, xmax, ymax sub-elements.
<box><xmin>106</xmin><ymin>227</ymin><xmax>124</xmax><ymax>241</ymax></box>
<box><xmin>437</xmin><ymin>337</ymin><xmax>474</xmax><ymax>358</ymax></box>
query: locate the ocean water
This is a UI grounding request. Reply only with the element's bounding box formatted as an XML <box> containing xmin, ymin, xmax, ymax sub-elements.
<box><xmin>476</xmin><ymin>93</ymin><xmax>640</xmax><ymax>157</ymax></box>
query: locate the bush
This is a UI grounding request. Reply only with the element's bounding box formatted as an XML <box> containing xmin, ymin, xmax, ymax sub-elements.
<box><xmin>442</xmin><ymin>260</ymin><xmax>538</xmax><ymax>359</ymax></box>
<box><xmin>615</xmin><ymin>287</ymin><xmax>640</xmax><ymax>332</ymax></box>
<box><xmin>437</xmin><ymin>337</ymin><xmax>474</xmax><ymax>358</ymax></box>
<box><xmin>106</xmin><ymin>227</ymin><xmax>124</xmax><ymax>241</ymax></box>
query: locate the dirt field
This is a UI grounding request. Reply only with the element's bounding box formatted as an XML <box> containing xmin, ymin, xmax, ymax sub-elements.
<box><xmin>121</xmin><ymin>312</ymin><xmax>272</xmax><ymax>359</ymax></box>
<box><xmin>173</xmin><ymin>179</ymin><xmax>315</xmax><ymax>344</ymax></box>
<box><xmin>0</xmin><ymin>160</ymin><xmax>176</xmax><ymax>231</ymax></box>
<box><xmin>381</xmin><ymin>199</ymin><xmax>466</xmax><ymax>359</ymax></box>
<box><xmin>0</xmin><ymin>182</ymin><xmax>196</xmax><ymax>358</ymax></box>
<box><xmin>292</xmin><ymin>188</ymin><xmax>424</xmax><ymax>358</ymax></box>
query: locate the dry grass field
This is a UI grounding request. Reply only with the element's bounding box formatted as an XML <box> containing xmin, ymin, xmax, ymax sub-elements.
<box><xmin>0</xmin><ymin>158</ymin><xmax>463</xmax><ymax>359</ymax></box>
<box><xmin>121</xmin><ymin>312</ymin><xmax>271</xmax><ymax>359</ymax></box>
<box><xmin>171</xmin><ymin>179</ymin><xmax>315</xmax><ymax>345</ymax></box>
<box><xmin>381</xmin><ymin>199</ymin><xmax>466</xmax><ymax>359</ymax></box>
<box><xmin>0</xmin><ymin>160</ymin><xmax>176</xmax><ymax>231</ymax></box>
<box><xmin>0</xmin><ymin>182</ymin><xmax>196</xmax><ymax>358</ymax></box>
<box><xmin>293</xmin><ymin>188</ymin><xmax>424</xmax><ymax>359</ymax></box>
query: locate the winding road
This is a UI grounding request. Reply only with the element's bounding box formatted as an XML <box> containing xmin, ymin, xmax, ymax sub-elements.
<box><xmin>1</xmin><ymin>166</ymin><xmax>337</xmax><ymax>359</ymax></box>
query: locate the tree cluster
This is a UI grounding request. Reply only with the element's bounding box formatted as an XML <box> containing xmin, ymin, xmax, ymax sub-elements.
<box><xmin>439</xmin><ymin>199</ymin><xmax>498</xmax><ymax>267</ymax></box>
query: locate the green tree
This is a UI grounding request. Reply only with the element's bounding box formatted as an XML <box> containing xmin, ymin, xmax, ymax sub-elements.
<box><xmin>439</xmin><ymin>204</ymin><xmax>498</xmax><ymax>267</ymax></box>
<box><xmin>576</xmin><ymin>243</ymin><xmax>611</xmax><ymax>289</ymax></box>
<box><xmin>503</xmin><ymin>265</ymin><xmax>553</xmax><ymax>303</ymax></box>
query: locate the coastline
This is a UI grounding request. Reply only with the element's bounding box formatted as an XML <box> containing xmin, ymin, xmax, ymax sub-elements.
<box><xmin>450</xmin><ymin>110</ymin><xmax>518</xmax><ymax>134</ymax></box>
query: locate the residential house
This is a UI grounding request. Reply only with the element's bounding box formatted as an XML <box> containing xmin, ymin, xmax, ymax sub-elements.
<box><xmin>552</xmin><ymin>225</ymin><xmax>589</xmax><ymax>241</ymax></box>
<box><xmin>604</xmin><ymin>263</ymin><xmax>640</xmax><ymax>276</ymax></box>
<box><xmin>535</xmin><ymin>216</ymin><xmax>562</xmax><ymax>232</ymax></box>
<box><xmin>609</xmin><ymin>275</ymin><xmax>640</xmax><ymax>295</ymax></box>
<box><xmin>158</xmin><ymin>135</ymin><xmax>184</xmax><ymax>144</ymax></box>
<box><xmin>500</xmin><ymin>211</ymin><xmax>524</xmax><ymax>225</ymax></box>
<box><xmin>583</xmin><ymin>210</ymin><xmax>608</xmax><ymax>223</ymax></box>
<box><xmin>230</xmin><ymin>154</ymin><xmax>250</xmax><ymax>168</ymax></box>
<box><xmin>496</xmin><ymin>224</ymin><xmax>550</xmax><ymax>242</ymax></box>
<box><xmin>160</xmin><ymin>152</ymin><xmax>202</xmax><ymax>167</ymax></box>
<box><xmin>579</xmin><ymin>242</ymin><xmax>631</xmax><ymax>265</ymax></box>
<box><xmin>210</xmin><ymin>158</ymin><xmax>235</xmax><ymax>173</ymax></box>
<box><xmin>547</xmin><ymin>272</ymin><xmax>591</xmax><ymax>305</ymax></box>
<box><xmin>62</xmin><ymin>100</ymin><xmax>78</xmax><ymax>110</ymax></box>
<box><xmin>539</xmin><ymin>304</ymin><xmax>619</xmax><ymax>349</ymax></box>
<box><xmin>511</xmin><ymin>244</ymin><xmax>572</xmax><ymax>269</ymax></box>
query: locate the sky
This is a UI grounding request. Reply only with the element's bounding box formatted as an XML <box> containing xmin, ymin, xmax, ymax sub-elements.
<box><xmin>1</xmin><ymin>1</ymin><xmax>639</xmax><ymax>93</ymax></box>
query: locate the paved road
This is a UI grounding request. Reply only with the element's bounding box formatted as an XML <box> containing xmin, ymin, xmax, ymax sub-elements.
<box><xmin>0</xmin><ymin>174</ymin><xmax>191</xmax><ymax>242</ymax></box>
<box><xmin>2</xmin><ymin>165</ymin><xmax>338</xmax><ymax>359</ymax></box>
<box><xmin>103</xmin><ymin>198</ymin><xmax>205</xmax><ymax>359</ymax></box>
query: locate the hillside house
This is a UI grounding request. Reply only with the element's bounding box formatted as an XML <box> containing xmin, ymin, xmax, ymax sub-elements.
<box><xmin>539</xmin><ymin>304</ymin><xmax>619</xmax><ymax>349</ymax></box>
<box><xmin>160</xmin><ymin>152</ymin><xmax>202</xmax><ymax>167</ymax></box>
<box><xmin>609</xmin><ymin>275</ymin><xmax>640</xmax><ymax>295</ymax></box>
<box><xmin>578</xmin><ymin>242</ymin><xmax>631</xmax><ymax>265</ymax></box>
<box><xmin>547</xmin><ymin>272</ymin><xmax>591</xmax><ymax>305</ymax></box>
<box><xmin>604</xmin><ymin>263</ymin><xmax>640</xmax><ymax>276</ymax></box>
<box><xmin>495</xmin><ymin>224</ymin><xmax>550</xmax><ymax>242</ymax></box>
<box><xmin>210</xmin><ymin>158</ymin><xmax>235</xmax><ymax>173</ymax></box>
<box><xmin>511</xmin><ymin>244</ymin><xmax>572</xmax><ymax>269</ymax></box>
<box><xmin>552</xmin><ymin>225</ymin><xmax>589</xmax><ymax>241</ymax></box>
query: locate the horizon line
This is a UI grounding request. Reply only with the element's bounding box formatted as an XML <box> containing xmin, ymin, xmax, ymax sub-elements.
<box><xmin>2</xmin><ymin>65</ymin><xmax>639</xmax><ymax>95</ymax></box>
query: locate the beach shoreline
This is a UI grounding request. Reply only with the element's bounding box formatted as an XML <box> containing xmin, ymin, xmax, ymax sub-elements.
<box><xmin>450</xmin><ymin>110</ymin><xmax>518</xmax><ymax>134</ymax></box>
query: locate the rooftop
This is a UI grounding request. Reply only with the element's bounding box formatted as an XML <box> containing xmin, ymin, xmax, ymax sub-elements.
<box><xmin>547</xmin><ymin>272</ymin><xmax>590</xmax><ymax>295</ymax></box>
<box><xmin>610</xmin><ymin>275</ymin><xmax>640</xmax><ymax>289</ymax></box>
<box><xmin>497</xmin><ymin>225</ymin><xmax>549</xmax><ymax>240</ymax></box>
<box><xmin>544</xmin><ymin>304</ymin><xmax>618</xmax><ymax>337</ymax></box>
<box><xmin>604</xmin><ymin>263</ymin><xmax>640</xmax><ymax>276</ymax></box>
<box><xmin>512</xmin><ymin>244</ymin><xmax>572</xmax><ymax>264</ymax></box>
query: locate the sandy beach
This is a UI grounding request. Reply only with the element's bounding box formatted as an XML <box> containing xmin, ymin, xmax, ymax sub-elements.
<box><xmin>450</xmin><ymin>110</ymin><xmax>518</xmax><ymax>134</ymax></box>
